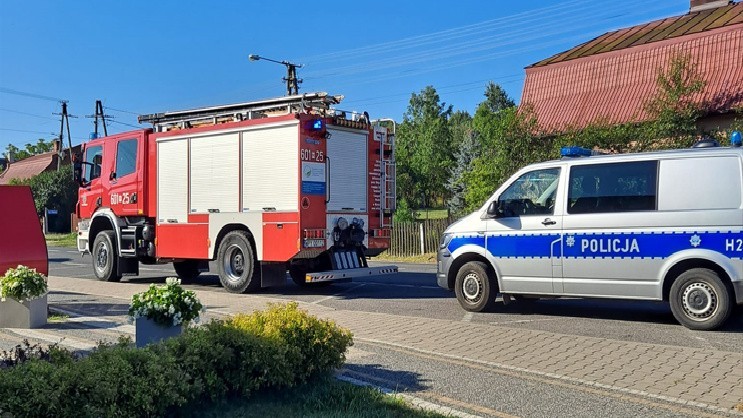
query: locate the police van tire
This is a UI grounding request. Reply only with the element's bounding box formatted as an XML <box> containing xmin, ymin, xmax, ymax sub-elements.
<box><xmin>455</xmin><ymin>261</ymin><xmax>498</xmax><ymax>312</ymax></box>
<box><xmin>93</xmin><ymin>231</ymin><xmax>122</xmax><ymax>282</ymax></box>
<box><xmin>217</xmin><ymin>231</ymin><xmax>260</xmax><ymax>294</ymax></box>
<box><xmin>173</xmin><ymin>260</ymin><xmax>201</xmax><ymax>281</ymax></box>
<box><xmin>669</xmin><ymin>268</ymin><xmax>732</xmax><ymax>331</ymax></box>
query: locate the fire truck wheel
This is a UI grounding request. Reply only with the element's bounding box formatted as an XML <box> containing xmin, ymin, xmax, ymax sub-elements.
<box><xmin>217</xmin><ymin>231</ymin><xmax>260</xmax><ymax>293</ymax></box>
<box><xmin>173</xmin><ymin>260</ymin><xmax>201</xmax><ymax>281</ymax></box>
<box><xmin>92</xmin><ymin>231</ymin><xmax>122</xmax><ymax>282</ymax></box>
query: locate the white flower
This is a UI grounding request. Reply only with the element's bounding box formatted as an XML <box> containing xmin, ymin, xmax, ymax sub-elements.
<box><xmin>166</xmin><ymin>277</ymin><xmax>180</xmax><ymax>286</ymax></box>
<box><xmin>168</xmin><ymin>305</ymin><xmax>175</xmax><ymax>314</ymax></box>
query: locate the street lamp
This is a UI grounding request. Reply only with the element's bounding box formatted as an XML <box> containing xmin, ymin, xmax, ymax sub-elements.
<box><xmin>248</xmin><ymin>54</ymin><xmax>303</xmax><ymax>96</ymax></box>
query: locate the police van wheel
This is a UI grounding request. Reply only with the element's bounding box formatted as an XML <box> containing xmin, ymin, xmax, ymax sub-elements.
<box><xmin>669</xmin><ymin>268</ymin><xmax>732</xmax><ymax>331</ymax></box>
<box><xmin>455</xmin><ymin>261</ymin><xmax>498</xmax><ymax>312</ymax></box>
<box><xmin>217</xmin><ymin>231</ymin><xmax>260</xmax><ymax>293</ymax></box>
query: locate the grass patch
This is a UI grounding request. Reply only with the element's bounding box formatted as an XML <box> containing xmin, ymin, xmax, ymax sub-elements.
<box><xmin>189</xmin><ymin>376</ymin><xmax>448</xmax><ymax>418</ymax></box>
<box><xmin>47</xmin><ymin>313</ymin><xmax>69</xmax><ymax>322</ymax></box>
<box><xmin>45</xmin><ymin>233</ymin><xmax>77</xmax><ymax>248</ymax></box>
<box><xmin>414</xmin><ymin>209</ymin><xmax>449</xmax><ymax>220</ymax></box>
<box><xmin>374</xmin><ymin>252</ymin><xmax>437</xmax><ymax>264</ymax></box>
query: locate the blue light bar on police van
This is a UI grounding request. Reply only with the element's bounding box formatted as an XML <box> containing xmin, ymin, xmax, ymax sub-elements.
<box><xmin>561</xmin><ymin>146</ymin><xmax>593</xmax><ymax>157</ymax></box>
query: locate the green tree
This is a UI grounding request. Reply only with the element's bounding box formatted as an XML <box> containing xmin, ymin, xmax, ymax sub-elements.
<box><xmin>482</xmin><ymin>81</ymin><xmax>515</xmax><ymax>113</ymax></box>
<box><xmin>5</xmin><ymin>138</ymin><xmax>56</xmax><ymax>162</ymax></box>
<box><xmin>446</xmin><ymin>111</ymin><xmax>474</xmax><ymax>216</ymax></box>
<box><xmin>395</xmin><ymin>86</ymin><xmax>454</xmax><ymax>220</ymax></box>
<box><xmin>10</xmin><ymin>164</ymin><xmax>77</xmax><ymax>232</ymax></box>
<box><xmin>643</xmin><ymin>52</ymin><xmax>706</xmax><ymax>148</ymax></box>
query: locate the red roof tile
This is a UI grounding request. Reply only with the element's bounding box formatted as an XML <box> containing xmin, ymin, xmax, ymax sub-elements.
<box><xmin>531</xmin><ymin>2</ymin><xmax>743</xmax><ymax>67</ymax></box>
<box><xmin>521</xmin><ymin>25</ymin><xmax>743</xmax><ymax>132</ymax></box>
<box><xmin>0</xmin><ymin>152</ymin><xmax>56</xmax><ymax>184</ymax></box>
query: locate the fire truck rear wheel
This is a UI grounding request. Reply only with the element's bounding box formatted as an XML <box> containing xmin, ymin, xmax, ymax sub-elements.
<box><xmin>217</xmin><ymin>231</ymin><xmax>260</xmax><ymax>293</ymax></box>
<box><xmin>92</xmin><ymin>231</ymin><xmax>122</xmax><ymax>282</ymax></box>
<box><xmin>173</xmin><ymin>260</ymin><xmax>201</xmax><ymax>281</ymax></box>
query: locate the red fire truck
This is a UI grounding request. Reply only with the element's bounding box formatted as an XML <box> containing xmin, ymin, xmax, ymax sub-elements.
<box><xmin>75</xmin><ymin>92</ymin><xmax>397</xmax><ymax>292</ymax></box>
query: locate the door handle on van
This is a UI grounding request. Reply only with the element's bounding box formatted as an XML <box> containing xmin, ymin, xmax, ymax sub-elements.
<box><xmin>542</xmin><ymin>218</ymin><xmax>556</xmax><ymax>226</ymax></box>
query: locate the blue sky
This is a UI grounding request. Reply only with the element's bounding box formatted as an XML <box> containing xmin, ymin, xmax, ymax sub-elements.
<box><xmin>0</xmin><ymin>0</ymin><xmax>688</xmax><ymax>153</ymax></box>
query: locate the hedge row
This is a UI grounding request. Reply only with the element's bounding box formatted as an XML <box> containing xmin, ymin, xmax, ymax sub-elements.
<box><xmin>0</xmin><ymin>303</ymin><xmax>353</xmax><ymax>418</ymax></box>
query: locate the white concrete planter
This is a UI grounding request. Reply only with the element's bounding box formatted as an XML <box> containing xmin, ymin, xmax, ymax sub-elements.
<box><xmin>135</xmin><ymin>317</ymin><xmax>183</xmax><ymax>347</ymax></box>
<box><xmin>0</xmin><ymin>294</ymin><xmax>48</xmax><ymax>328</ymax></box>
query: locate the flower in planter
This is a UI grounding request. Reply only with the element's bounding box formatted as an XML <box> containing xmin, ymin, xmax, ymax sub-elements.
<box><xmin>0</xmin><ymin>265</ymin><xmax>48</xmax><ymax>303</ymax></box>
<box><xmin>127</xmin><ymin>277</ymin><xmax>205</xmax><ymax>327</ymax></box>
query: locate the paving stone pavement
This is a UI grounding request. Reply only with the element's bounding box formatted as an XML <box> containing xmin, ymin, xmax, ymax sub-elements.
<box><xmin>3</xmin><ymin>275</ymin><xmax>742</xmax><ymax>416</ymax></box>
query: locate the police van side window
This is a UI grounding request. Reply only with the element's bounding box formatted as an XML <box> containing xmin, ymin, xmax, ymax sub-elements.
<box><xmin>84</xmin><ymin>145</ymin><xmax>103</xmax><ymax>182</ymax></box>
<box><xmin>497</xmin><ymin>168</ymin><xmax>560</xmax><ymax>217</ymax></box>
<box><xmin>568</xmin><ymin>161</ymin><xmax>657</xmax><ymax>214</ymax></box>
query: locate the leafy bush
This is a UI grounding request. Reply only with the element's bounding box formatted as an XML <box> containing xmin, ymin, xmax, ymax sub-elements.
<box><xmin>0</xmin><ymin>304</ymin><xmax>354</xmax><ymax>417</ymax></box>
<box><xmin>0</xmin><ymin>339</ymin><xmax>74</xmax><ymax>369</ymax></box>
<box><xmin>9</xmin><ymin>164</ymin><xmax>77</xmax><ymax>232</ymax></box>
<box><xmin>128</xmin><ymin>277</ymin><xmax>204</xmax><ymax>327</ymax></box>
<box><xmin>0</xmin><ymin>265</ymin><xmax>48</xmax><ymax>302</ymax></box>
<box><xmin>230</xmin><ymin>302</ymin><xmax>354</xmax><ymax>383</ymax></box>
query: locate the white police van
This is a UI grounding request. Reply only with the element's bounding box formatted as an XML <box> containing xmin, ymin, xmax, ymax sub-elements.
<box><xmin>438</xmin><ymin>140</ymin><xmax>743</xmax><ymax>330</ymax></box>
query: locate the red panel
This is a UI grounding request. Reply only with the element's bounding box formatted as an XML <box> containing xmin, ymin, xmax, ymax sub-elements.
<box><xmin>188</xmin><ymin>214</ymin><xmax>209</xmax><ymax>223</ymax></box>
<box><xmin>298</xmin><ymin>114</ymin><xmax>328</xmax><ymax>236</ymax></box>
<box><xmin>155</xmin><ymin>224</ymin><xmax>209</xmax><ymax>259</ymax></box>
<box><xmin>262</xmin><ymin>212</ymin><xmax>300</xmax><ymax>261</ymax></box>
<box><xmin>0</xmin><ymin>186</ymin><xmax>48</xmax><ymax>275</ymax></box>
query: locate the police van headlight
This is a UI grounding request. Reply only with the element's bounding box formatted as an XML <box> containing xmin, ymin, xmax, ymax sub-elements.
<box><xmin>440</xmin><ymin>233</ymin><xmax>453</xmax><ymax>249</ymax></box>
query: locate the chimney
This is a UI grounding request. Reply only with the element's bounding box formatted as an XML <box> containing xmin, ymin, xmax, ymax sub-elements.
<box><xmin>690</xmin><ymin>0</ymin><xmax>731</xmax><ymax>12</ymax></box>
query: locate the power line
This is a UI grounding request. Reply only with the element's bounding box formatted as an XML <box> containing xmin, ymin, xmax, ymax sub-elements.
<box><xmin>107</xmin><ymin>119</ymin><xmax>141</xmax><ymax>129</ymax></box>
<box><xmin>104</xmin><ymin>106</ymin><xmax>139</xmax><ymax>115</ymax></box>
<box><xmin>0</xmin><ymin>87</ymin><xmax>64</xmax><ymax>103</ymax></box>
<box><xmin>0</xmin><ymin>108</ymin><xmax>58</xmax><ymax>121</ymax></box>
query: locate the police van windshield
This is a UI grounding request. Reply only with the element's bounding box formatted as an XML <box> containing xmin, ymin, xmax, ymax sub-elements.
<box><xmin>497</xmin><ymin>168</ymin><xmax>560</xmax><ymax>217</ymax></box>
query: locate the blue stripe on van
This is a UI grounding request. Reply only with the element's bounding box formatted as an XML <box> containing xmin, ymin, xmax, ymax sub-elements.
<box><xmin>447</xmin><ymin>230</ymin><xmax>743</xmax><ymax>259</ymax></box>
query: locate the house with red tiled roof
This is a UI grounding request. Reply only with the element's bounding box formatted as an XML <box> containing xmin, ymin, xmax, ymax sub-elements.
<box><xmin>521</xmin><ymin>0</ymin><xmax>743</xmax><ymax>133</ymax></box>
<box><xmin>0</xmin><ymin>141</ymin><xmax>81</xmax><ymax>184</ymax></box>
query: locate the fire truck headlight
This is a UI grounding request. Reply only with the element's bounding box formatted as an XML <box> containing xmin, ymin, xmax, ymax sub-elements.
<box><xmin>336</xmin><ymin>217</ymin><xmax>348</xmax><ymax>230</ymax></box>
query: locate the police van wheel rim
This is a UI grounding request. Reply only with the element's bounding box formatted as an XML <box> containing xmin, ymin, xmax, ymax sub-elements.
<box><xmin>462</xmin><ymin>273</ymin><xmax>482</xmax><ymax>302</ymax></box>
<box><xmin>681</xmin><ymin>282</ymin><xmax>717</xmax><ymax>320</ymax></box>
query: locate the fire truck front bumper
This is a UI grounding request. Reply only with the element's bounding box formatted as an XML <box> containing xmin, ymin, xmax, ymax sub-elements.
<box><xmin>303</xmin><ymin>265</ymin><xmax>398</xmax><ymax>283</ymax></box>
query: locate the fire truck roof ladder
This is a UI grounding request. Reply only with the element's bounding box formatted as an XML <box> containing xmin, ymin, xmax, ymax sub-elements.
<box><xmin>138</xmin><ymin>92</ymin><xmax>343</xmax><ymax>131</ymax></box>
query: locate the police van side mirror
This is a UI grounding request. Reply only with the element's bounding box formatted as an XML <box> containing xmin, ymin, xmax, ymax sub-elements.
<box><xmin>485</xmin><ymin>201</ymin><xmax>503</xmax><ymax>218</ymax></box>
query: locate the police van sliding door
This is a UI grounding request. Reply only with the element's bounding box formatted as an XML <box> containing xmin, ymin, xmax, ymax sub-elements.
<box><xmin>486</xmin><ymin>167</ymin><xmax>563</xmax><ymax>294</ymax></box>
<box><xmin>561</xmin><ymin>161</ymin><xmax>659</xmax><ymax>298</ymax></box>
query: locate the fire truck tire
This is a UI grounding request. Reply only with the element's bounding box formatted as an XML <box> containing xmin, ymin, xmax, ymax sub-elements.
<box><xmin>217</xmin><ymin>231</ymin><xmax>260</xmax><ymax>293</ymax></box>
<box><xmin>173</xmin><ymin>260</ymin><xmax>201</xmax><ymax>281</ymax></box>
<box><xmin>92</xmin><ymin>231</ymin><xmax>122</xmax><ymax>282</ymax></box>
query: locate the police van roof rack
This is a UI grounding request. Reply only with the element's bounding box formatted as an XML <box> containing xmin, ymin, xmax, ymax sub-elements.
<box><xmin>138</xmin><ymin>92</ymin><xmax>343</xmax><ymax>131</ymax></box>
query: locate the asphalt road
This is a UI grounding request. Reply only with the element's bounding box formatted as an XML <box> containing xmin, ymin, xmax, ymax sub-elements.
<box><xmin>49</xmin><ymin>246</ymin><xmax>743</xmax><ymax>353</ymax></box>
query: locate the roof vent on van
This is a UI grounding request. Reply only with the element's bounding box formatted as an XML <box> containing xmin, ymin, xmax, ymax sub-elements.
<box><xmin>692</xmin><ymin>138</ymin><xmax>720</xmax><ymax>148</ymax></box>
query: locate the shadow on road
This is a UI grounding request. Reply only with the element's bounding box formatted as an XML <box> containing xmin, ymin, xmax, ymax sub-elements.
<box><xmin>490</xmin><ymin>297</ymin><xmax>743</xmax><ymax>332</ymax></box>
<box><xmin>342</xmin><ymin>363</ymin><xmax>430</xmax><ymax>392</ymax></box>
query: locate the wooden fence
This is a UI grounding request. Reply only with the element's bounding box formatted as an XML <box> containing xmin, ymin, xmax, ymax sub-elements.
<box><xmin>388</xmin><ymin>217</ymin><xmax>455</xmax><ymax>257</ymax></box>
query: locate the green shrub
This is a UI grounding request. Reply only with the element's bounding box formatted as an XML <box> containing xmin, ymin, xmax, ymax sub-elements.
<box><xmin>0</xmin><ymin>304</ymin><xmax>354</xmax><ymax>417</ymax></box>
<box><xmin>230</xmin><ymin>302</ymin><xmax>354</xmax><ymax>383</ymax></box>
<box><xmin>160</xmin><ymin>320</ymin><xmax>276</xmax><ymax>400</ymax></box>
